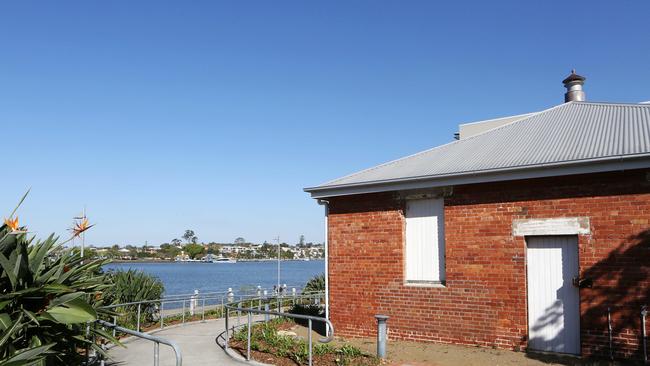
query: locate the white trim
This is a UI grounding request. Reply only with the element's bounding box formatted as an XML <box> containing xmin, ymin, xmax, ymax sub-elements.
<box><xmin>318</xmin><ymin>200</ymin><xmax>330</xmax><ymax>334</ymax></box>
<box><xmin>404</xmin><ymin>280</ymin><xmax>446</xmax><ymax>288</ymax></box>
<box><xmin>513</xmin><ymin>217</ymin><xmax>590</xmax><ymax>236</ymax></box>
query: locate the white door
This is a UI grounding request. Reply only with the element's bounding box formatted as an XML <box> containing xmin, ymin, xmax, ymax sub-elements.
<box><xmin>526</xmin><ymin>236</ymin><xmax>580</xmax><ymax>354</ymax></box>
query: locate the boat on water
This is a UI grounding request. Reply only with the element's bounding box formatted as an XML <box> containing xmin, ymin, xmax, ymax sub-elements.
<box><xmin>210</xmin><ymin>256</ymin><xmax>236</xmax><ymax>264</ymax></box>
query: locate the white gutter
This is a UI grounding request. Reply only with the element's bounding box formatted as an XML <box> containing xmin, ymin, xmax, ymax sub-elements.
<box><xmin>317</xmin><ymin>199</ymin><xmax>329</xmax><ymax>334</ymax></box>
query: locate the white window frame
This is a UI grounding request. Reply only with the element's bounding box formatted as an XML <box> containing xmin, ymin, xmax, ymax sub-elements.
<box><xmin>404</xmin><ymin>197</ymin><xmax>446</xmax><ymax>286</ymax></box>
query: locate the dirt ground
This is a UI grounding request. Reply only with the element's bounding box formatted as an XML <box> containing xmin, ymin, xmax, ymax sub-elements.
<box><xmin>337</xmin><ymin>337</ymin><xmax>639</xmax><ymax>366</ymax></box>
<box><xmin>289</xmin><ymin>323</ymin><xmax>635</xmax><ymax>366</ymax></box>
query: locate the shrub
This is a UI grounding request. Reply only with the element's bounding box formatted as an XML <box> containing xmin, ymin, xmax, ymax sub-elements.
<box><xmin>303</xmin><ymin>273</ymin><xmax>325</xmax><ymax>293</ymax></box>
<box><xmin>103</xmin><ymin>269</ymin><xmax>164</xmax><ymax>328</ymax></box>
<box><xmin>0</xmin><ymin>196</ymin><xmax>117</xmax><ymax>365</ymax></box>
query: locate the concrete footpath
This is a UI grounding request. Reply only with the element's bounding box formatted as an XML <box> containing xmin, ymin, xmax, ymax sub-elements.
<box><xmin>107</xmin><ymin>316</ymin><xmax>262</xmax><ymax>366</ymax></box>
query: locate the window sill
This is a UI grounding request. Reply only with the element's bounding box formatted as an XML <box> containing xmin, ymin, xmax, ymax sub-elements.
<box><xmin>404</xmin><ymin>280</ymin><xmax>446</xmax><ymax>288</ymax></box>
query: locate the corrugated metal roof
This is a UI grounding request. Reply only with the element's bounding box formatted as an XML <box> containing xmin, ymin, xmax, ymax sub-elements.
<box><xmin>306</xmin><ymin>102</ymin><xmax>650</xmax><ymax>194</ymax></box>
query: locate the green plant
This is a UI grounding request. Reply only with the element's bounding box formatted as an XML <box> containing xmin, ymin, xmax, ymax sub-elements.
<box><xmin>0</xmin><ymin>194</ymin><xmax>118</xmax><ymax>365</ymax></box>
<box><xmin>103</xmin><ymin>269</ymin><xmax>164</xmax><ymax>328</ymax></box>
<box><xmin>337</xmin><ymin>344</ymin><xmax>362</xmax><ymax>357</ymax></box>
<box><xmin>302</xmin><ymin>273</ymin><xmax>325</xmax><ymax>293</ymax></box>
<box><xmin>313</xmin><ymin>343</ymin><xmax>334</xmax><ymax>355</ymax></box>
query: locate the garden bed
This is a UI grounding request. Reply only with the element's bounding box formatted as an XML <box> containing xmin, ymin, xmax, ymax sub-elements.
<box><xmin>229</xmin><ymin>318</ymin><xmax>379</xmax><ymax>366</ymax></box>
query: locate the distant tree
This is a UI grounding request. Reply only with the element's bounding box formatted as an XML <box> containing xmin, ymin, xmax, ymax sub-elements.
<box><xmin>171</xmin><ymin>238</ymin><xmax>182</xmax><ymax>247</ymax></box>
<box><xmin>183</xmin><ymin>243</ymin><xmax>205</xmax><ymax>259</ymax></box>
<box><xmin>159</xmin><ymin>243</ymin><xmax>180</xmax><ymax>259</ymax></box>
<box><xmin>299</xmin><ymin>235</ymin><xmax>305</xmax><ymax>246</ymax></box>
<box><xmin>234</xmin><ymin>237</ymin><xmax>246</xmax><ymax>245</ymax></box>
<box><xmin>182</xmin><ymin>230</ymin><xmax>197</xmax><ymax>244</ymax></box>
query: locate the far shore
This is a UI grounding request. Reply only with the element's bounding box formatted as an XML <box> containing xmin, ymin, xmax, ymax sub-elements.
<box><xmin>106</xmin><ymin>258</ymin><xmax>324</xmax><ymax>264</ymax></box>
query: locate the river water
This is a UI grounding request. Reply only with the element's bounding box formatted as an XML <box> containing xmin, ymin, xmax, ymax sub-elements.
<box><xmin>104</xmin><ymin>260</ymin><xmax>325</xmax><ymax>297</ymax></box>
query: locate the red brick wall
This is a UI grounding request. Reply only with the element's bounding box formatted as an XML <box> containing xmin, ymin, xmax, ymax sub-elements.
<box><xmin>326</xmin><ymin>169</ymin><xmax>650</xmax><ymax>359</ymax></box>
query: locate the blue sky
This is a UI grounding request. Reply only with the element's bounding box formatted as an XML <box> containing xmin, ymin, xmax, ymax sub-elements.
<box><xmin>1</xmin><ymin>1</ymin><xmax>648</xmax><ymax>246</ymax></box>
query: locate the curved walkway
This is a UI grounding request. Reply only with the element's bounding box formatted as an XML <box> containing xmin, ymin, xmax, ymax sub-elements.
<box><xmin>107</xmin><ymin>316</ymin><xmax>262</xmax><ymax>366</ymax></box>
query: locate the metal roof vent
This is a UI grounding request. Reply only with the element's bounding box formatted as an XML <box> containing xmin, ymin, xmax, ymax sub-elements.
<box><xmin>562</xmin><ymin>70</ymin><xmax>586</xmax><ymax>103</ymax></box>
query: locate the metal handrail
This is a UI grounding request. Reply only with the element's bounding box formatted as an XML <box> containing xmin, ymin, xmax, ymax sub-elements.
<box><xmin>96</xmin><ymin>319</ymin><xmax>183</xmax><ymax>366</ymax></box>
<box><xmin>223</xmin><ymin>292</ymin><xmax>331</xmax><ymax>366</ymax></box>
<box><xmin>100</xmin><ymin>286</ymin><xmax>315</xmax><ymax>333</ymax></box>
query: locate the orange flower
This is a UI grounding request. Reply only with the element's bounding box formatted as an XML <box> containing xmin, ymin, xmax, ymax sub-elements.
<box><xmin>72</xmin><ymin>218</ymin><xmax>94</xmax><ymax>237</ymax></box>
<box><xmin>4</xmin><ymin>217</ymin><xmax>19</xmax><ymax>232</ymax></box>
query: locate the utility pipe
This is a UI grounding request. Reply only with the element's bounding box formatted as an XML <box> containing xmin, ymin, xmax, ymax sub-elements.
<box><xmin>317</xmin><ymin>199</ymin><xmax>330</xmax><ymax>335</ymax></box>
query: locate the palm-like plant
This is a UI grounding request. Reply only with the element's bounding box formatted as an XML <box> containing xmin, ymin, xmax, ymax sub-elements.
<box><xmin>0</xmin><ymin>195</ymin><xmax>117</xmax><ymax>365</ymax></box>
<box><xmin>303</xmin><ymin>274</ymin><xmax>325</xmax><ymax>293</ymax></box>
<box><xmin>103</xmin><ymin>269</ymin><xmax>164</xmax><ymax>329</ymax></box>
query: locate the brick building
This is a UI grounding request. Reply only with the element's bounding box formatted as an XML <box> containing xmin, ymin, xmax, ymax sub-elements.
<box><xmin>305</xmin><ymin>72</ymin><xmax>650</xmax><ymax>360</ymax></box>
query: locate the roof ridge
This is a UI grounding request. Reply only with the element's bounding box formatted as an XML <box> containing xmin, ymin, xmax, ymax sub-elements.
<box><xmin>320</xmin><ymin>102</ymin><xmax>570</xmax><ymax>187</ymax></box>
<box><xmin>573</xmin><ymin>101</ymin><xmax>650</xmax><ymax>108</ymax></box>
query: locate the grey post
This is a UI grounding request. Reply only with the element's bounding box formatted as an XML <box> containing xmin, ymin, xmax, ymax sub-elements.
<box><xmin>264</xmin><ymin>303</ymin><xmax>270</xmax><ymax>322</ymax></box>
<box><xmin>221</xmin><ymin>295</ymin><xmax>225</xmax><ymax>317</ymax></box>
<box><xmin>112</xmin><ymin>316</ymin><xmax>117</xmax><ymax>337</ymax></box>
<box><xmin>161</xmin><ymin>301</ymin><xmax>165</xmax><ymax>329</ymax></box>
<box><xmin>247</xmin><ymin>312</ymin><xmax>252</xmax><ymax>361</ymax></box>
<box><xmin>154</xmin><ymin>342</ymin><xmax>160</xmax><ymax>366</ymax></box>
<box><xmin>308</xmin><ymin>318</ymin><xmax>313</xmax><ymax>366</ymax></box>
<box><xmin>225</xmin><ymin>307</ymin><xmax>229</xmax><ymax>349</ymax></box>
<box><xmin>202</xmin><ymin>298</ymin><xmax>206</xmax><ymax>322</ymax></box>
<box><xmin>375</xmin><ymin>315</ymin><xmax>389</xmax><ymax>359</ymax></box>
<box><xmin>137</xmin><ymin>303</ymin><xmax>142</xmax><ymax>332</ymax></box>
<box><xmin>182</xmin><ymin>300</ymin><xmax>186</xmax><ymax>324</ymax></box>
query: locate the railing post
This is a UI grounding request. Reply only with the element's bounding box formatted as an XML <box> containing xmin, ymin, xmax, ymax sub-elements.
<box><xmin>221</xmin><ymin>295</ymin><xmax>225</xmax><ymax>317</ymax></box>
<box><xmin>112</xmin><ymin>316</ymin><xmax>117</xmax><ymax>337</ymax></box>
<box><xmin>225</xmin><ymin>307</ymin><xmax>229</xmax><ymax>350</ymax></box>
<box><xmin>202</xmin><ymin>298</ymin><xmax>206</xmax><ymax>322</ymax></box>
<box><xmin>292</xmin><ymin>287</ymin><xmax>296</xmax><ymax>305</ymax></box>
<box><xmin>137</xmin><ymin>303</ymin><xmax>142</xmax><ymax>332</ymax></box>
<box><xmin>247</xmin><ymin>312</ymin><xmax>252</xmax><ymax>361</ymax></box>
<box><xmin>161</xmin><ymin>301</ymin><xmax>165</xmax><ymax>329</ymax></box>
<box><xmin>182</xmin><ymin>300</ymin><xmax>186</xmax><ymax>325</ymax></box>
<box><xmin>375</xmin><ymin>315</ymin><xmax>389</xmax><ymax>359</ymax></box>
<box><xmin>237</xmin><ymin>298</ymin><xmax>241</xmax><ymax>327</ymax></box>
<box><xmin>308</xmin><ymin>318</ymin><xmax>313</xmax><ymax>366</ymax></box>
<box><xmin>264</xmin><ymin>303</ymin><xmax>270</xmax><ymax>322</ymax></box>
<box><xmin>154</xmin><ymin>341</ymin><xmax>160</xmax><ymax>366</ymax></box>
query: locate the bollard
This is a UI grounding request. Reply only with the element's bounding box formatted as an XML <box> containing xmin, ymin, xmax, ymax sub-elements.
<box><xmin>375</xmin><ymin>315</ymin><xmax>389</xmax><ymax>359</ymax></box>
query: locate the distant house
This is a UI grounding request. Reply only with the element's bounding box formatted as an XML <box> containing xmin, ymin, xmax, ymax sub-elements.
<box><xmin>305</xmin><ymin>72</ymin><xmax>650</xmax><ymax>360</ymax></box>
